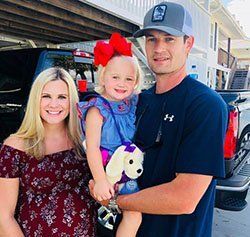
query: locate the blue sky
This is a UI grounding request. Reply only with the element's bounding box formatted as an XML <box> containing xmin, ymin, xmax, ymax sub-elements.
<box><xmin>221</xmin><ymin>0</ymin><xmax>231</xmax><ymax>6</ymax></box>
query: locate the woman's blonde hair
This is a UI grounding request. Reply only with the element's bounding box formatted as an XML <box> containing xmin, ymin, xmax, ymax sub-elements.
<box><xmin>95</xmin><ymin>55</ymin><xmax>143</xmax><ymax>94</ymax></box>
<box><xmin>13</xmin><ymin>67</ymin><xmax>83</xmax><ymax>159</ymax></box>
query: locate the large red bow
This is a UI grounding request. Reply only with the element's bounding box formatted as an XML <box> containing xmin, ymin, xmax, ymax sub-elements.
<box><xmin>94</xmin><ymin>32</ymin><xmax>132</xmax><ymax>66</ymax></box>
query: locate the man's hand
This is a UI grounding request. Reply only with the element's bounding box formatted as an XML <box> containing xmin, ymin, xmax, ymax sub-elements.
<box><xmin>88</xmin><ymin>179</ymin><xmax>109</xmax><ymax>206</ymax></box>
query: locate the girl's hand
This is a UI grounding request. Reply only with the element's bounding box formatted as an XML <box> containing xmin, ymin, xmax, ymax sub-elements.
<box><xmin>88</xmin><ymin>179</ymin><xmax>109</xmax><ymax>206</ymax></box>
<box><xmin>93</xmin><ymin>179</ymin><xmax>115</xmax><ymax>201</ymax></box>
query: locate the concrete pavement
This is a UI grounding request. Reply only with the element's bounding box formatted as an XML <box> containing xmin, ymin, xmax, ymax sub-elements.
<box><xmin>213</xmin><ymin>191</ymin><xmax>250</xmax><ymax>237</ymax></box>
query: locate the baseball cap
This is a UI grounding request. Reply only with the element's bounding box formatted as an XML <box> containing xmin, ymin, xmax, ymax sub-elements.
<box><xmin>133</xmin><ymin>1</ymin><xmax>193</xmax><ymax>37</ymax></box>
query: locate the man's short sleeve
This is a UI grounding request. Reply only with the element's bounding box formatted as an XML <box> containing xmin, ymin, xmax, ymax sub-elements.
<box><xmin>175</xmin><ymin>92</ymin><xmax>228</xmax><ymax>178</ymax></box>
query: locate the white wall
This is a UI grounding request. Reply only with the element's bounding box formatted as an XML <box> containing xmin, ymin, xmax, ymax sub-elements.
<box><xmin>207</xmin><ymin>20</ymin><xmax>219</xmax><ymax>69</ymax></box>
<box><xmin>206</xmin><ymin>18</ymin><xmax>226</xmax><ymax>88</ymax></box>
<box><xmin>80</xmin><ymin>0</ymin><xmax>213</xmax><ymax>87</ymax></box>
<box><xmin>237</xmin><ymin>60</ymin><xmax>250</xmax><ymax>69</ymax></box>
<box><xmin>187</xmin><ymin>54</ymin><xmax>208</xmax><ymax>85</ymax></box>
<box><xmin>173</xmin><ymin>0</ymin><xmax>210</xmax><ymax>86</ymax></box>
<box><xmin>172</xmin><ymin>0</ymin><xmax>210</xmax><ymax>54</ymax></box>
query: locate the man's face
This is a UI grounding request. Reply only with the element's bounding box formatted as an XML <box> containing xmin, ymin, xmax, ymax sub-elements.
<box><xmin>145</xmin><ymin>30</ymin><xmax>193</xmax><ymax>76</ymax></box>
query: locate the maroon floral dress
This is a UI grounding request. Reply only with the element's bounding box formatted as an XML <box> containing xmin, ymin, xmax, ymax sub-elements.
<box><xmin>0</xmin><ymin>144</ymin><xmax>97</xmax><ymax>237</ymax></box>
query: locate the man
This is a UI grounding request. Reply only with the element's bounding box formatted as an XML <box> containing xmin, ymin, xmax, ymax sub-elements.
<box><xmin>91</xmin><ymin>1</ymin><xmax>228</xmax><ymax>237</ymax></box>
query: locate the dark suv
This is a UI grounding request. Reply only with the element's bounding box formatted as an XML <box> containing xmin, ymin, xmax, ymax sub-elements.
<box><xmin>0</xmin><ymin>47</ymin><xmax>96</xmax><ymax>142</ymax></box>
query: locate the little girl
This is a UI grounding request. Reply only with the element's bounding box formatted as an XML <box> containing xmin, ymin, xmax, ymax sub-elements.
<box><xmin>77</xmin><ymin>33</ymin><xmax>142</xmax><ymax>237</ymax></box>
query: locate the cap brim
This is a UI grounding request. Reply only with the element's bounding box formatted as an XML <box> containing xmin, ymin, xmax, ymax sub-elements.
<box><xmin>133</xmin><ymin>26</ymin><xmax>185</xmax><ymax>38</ymax></box>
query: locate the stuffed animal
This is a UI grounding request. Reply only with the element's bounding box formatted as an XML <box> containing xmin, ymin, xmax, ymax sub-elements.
<box><xmin>106</xmin><ymin>143</ymin><xmax>144</xmax><ymax>194</ymax></box>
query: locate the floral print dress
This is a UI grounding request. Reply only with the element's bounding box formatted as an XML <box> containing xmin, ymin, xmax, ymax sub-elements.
<box><xmin>0</xmin><ymin>144</ymin><xmax>97</xmax><ymax>237</ymax></box>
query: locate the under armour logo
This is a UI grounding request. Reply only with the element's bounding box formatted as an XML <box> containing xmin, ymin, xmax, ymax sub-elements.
<box><xmin>164</xmin><ymin>114</ymin><xmax>174</xmax><ymax>122</ymax></box>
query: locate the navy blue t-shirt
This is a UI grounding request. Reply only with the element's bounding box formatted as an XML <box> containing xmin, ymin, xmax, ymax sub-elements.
<box><xmin>134</xmin><ymin>76</ymin><xmax>228</xmax><ymax>237</ymax></box>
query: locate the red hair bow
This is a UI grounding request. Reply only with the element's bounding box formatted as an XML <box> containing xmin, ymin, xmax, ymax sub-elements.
<box><xmin>94</xmin><ymin>32</ymin><xmax>132</xmax><ymax>66</ymax></box>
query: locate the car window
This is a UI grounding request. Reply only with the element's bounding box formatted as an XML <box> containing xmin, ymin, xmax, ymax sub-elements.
<box><xmin>43</xmin><ymin>52</ymin><xmax>98</xmax><ymax>91</ymax></box>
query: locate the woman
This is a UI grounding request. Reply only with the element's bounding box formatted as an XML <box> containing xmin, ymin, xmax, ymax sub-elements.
<box><xmin>0</xmin><ymin>67</ymin><xmax>97</xmax><ymax>236</ymax></box>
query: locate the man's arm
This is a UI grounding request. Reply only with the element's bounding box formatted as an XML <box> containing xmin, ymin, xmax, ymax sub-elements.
<box><xmin>117</xmin><ymin>173</ymin><xmax>212</xmax><ymax>215</ymax></box>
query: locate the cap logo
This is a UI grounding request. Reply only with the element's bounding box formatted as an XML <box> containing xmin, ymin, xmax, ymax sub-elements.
<box><xmin>152</xmin><ymin>5</ymin><xmax>167</xmax><ymax>22</ymax></box>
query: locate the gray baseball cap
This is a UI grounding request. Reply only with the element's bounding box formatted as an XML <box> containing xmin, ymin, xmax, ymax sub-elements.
<box><xmin>133</xmin><ymin>1</ymin><xmax>193</xmax><ymax>37</ymax></box>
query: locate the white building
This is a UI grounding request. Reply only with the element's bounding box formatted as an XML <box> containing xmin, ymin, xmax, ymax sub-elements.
<box><xmin>231</xmin><ymin>39</ymin><xmax>250</xmax><ymax>69</ymax></box>
<box><xmin>204</xmin><ymin>0</ymin><xmax>248</xmax><ymax>89</ymax></box>
<box><xmin>2</xmin><ymin>0</ymin><xmax>247</xmax><ymax>90</ymax></box>
<box><xmin>84</xmin><ymin>0</ymin><xmax>249</xmax><ymax>89</ymax></box>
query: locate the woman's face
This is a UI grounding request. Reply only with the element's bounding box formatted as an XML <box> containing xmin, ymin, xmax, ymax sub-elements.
<box><xmin>40</xmin><ymin>80</ymin><xmax>70</xmax><ymax>126</ymax></box>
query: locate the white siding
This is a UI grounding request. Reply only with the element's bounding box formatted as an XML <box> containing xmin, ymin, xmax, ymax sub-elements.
<box><xmin>82</xmin><ymin>0</ymin><xmax>211</xmax><ymax>85</ymax></box>
<box><xmin>187</xmin><ymin>54</ymin><xmax>208</xmax><ymax>85</ymax></box>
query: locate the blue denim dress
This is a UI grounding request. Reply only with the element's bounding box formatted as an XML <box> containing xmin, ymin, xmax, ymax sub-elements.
<box><xmin>77</xmin><ymin>95</ymin><xmax>138</xmax><ymax>153</ymax></box>
<box><xmin>77</xmin><ymin>95</ymin><xmax>141</xmax><ymax>194</ymax></box>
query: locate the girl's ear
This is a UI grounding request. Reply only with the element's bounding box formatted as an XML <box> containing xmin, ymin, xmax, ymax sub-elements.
<box><xmin>99</xmin><ymin>76</ymin><xmax>105</xmax><ymax>86</ymax></box>
<box><xmin>134</xmin><ymin>80</ymin><xmax>139</xmax><ymax>89</ymax></box>
<box><xmin>134</xmin><ymin>84</ymin><xmax>138</xmax><ymax>93</ymax></box>
<box><xmin>98</xmin><ymin>66</ymin><xmax>106</xmax><ymax>86</ymax></box>
<box><xmin>134</xmin><ymin>78</ymin><xmax>141</xmax><ymax>93</ymax></box>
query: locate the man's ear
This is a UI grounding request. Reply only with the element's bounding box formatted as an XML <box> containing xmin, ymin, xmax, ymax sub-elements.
<box><xmin>185</xmin><ymin>36</ymin><xmax>194</xmax><ymax>55</ymax></box>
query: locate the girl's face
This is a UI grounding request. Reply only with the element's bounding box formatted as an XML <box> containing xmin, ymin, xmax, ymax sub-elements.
<box><xmin>40</xmin><ymin>80</ymin><xmax>70</xmax><ymax>126</ymax></box>
<box><xmin>100</xmin><ymin>56</ymin><xmax>138</xmax><ymax>101</ymax></box>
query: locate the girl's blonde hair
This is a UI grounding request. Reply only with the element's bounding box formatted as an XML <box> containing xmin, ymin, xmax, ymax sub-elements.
<box><xmin>95</xmin><ymin>55</ymin><xmax>143</xmax><ymax>94</ymax></box>
<box><xmin>13</xmin><ymin>67</ymin><xmax>83</xmax><ymax>159</ymax></box>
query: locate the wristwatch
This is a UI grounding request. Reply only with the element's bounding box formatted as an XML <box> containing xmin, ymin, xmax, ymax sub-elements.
<box><xmin>108</xmin><ymin>193</ymin><xmax>121</xmax><ymax>215</ymax></box>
